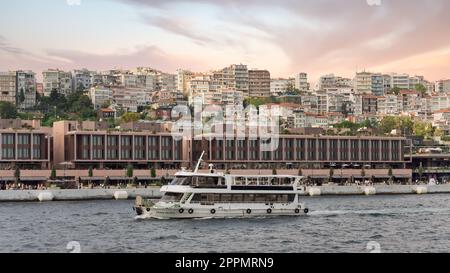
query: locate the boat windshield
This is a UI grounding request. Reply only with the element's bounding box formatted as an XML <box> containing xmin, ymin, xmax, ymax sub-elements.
<box><xmin>170</xmin><ymin>176</ymin><xmax>192</xmax><ymax>186</ymax></box>
<box><xmin>160</xmin><ymin>192</ymin><xmax>184</xmax><ymax>202</ymax></box>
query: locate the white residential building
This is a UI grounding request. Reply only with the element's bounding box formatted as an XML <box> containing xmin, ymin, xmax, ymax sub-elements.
<box><xmin>354</xmin><ymin>72</ymin><xmax>373</xmax><ymax>94</ymax></box>
<box><xmin>89</xmin><ymin>86</ymin><xmax>113</xmax><ymax>110</ymax></box>
<box><xmin>435</xmin><ymin>79</ymin><xmax>450</xmax><ymax>93</ymax></box>
<box><xmin>270</xmin><ymin>78</ymin><xmax>294</xmax><ymax>96</ymax></box>
<box><xmin>294</xmin><ymin>73</ymin><xmax>308</xmax><ymax>91</ymax></box>
<box><xmin>429</xmin><ymin>94</ymin><xmax>450</xmax><ymax>113</ymax></box>
<box><xmin>0</xmin><ymin>72</ymin><xmax>16</xmax><ymax>104</ymax></box>
<box><xmin>73</xmin><ymin>69</ymin><xmax>95</xmax><ymax>91</ymax></box>
<box><xmin>43</xmin><ymin>69</ymin><xmax>73</xmax><ymax>96</ymax></box>
<box><xmin>119</xmin><ymin>73</ymin><xmax>138</xmax><ymax>88</ymax></box>
<box><xmin>377</xmin><ymin>95</ymin><xmax>401</xmax><ymax>115</ymax></box>
<box><xmin>390</xmin><ymin>73</ymin><xmax>410</xmax><ymax>90</ymax></box>
<box><xmin>16</xmin><ymin>70</ymin><xmax>36</xmax><ymax>109</ymax></box>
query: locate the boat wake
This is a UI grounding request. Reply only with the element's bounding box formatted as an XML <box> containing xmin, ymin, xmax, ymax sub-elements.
<box><xmin>309</xmin><ymin>207</ymin><xmax>450</xmax><ymax>217</ymax></box>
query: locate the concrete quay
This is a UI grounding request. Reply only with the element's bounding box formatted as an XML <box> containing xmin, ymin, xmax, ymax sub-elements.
<box><xmin>0</xmin><ymin>188</ymin><xmax>161</xmax><ymax>202</ymax></box>
<box><xmin>1</xmin><ymin>184</ymin><xmax>450</xmax><ymax>202</ymax></box>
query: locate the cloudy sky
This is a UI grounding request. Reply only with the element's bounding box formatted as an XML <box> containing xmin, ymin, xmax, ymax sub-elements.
<box><xmin>1</xmin><ymin>0</ymin><xmax>449</xmax><ymax>82</ymax></box>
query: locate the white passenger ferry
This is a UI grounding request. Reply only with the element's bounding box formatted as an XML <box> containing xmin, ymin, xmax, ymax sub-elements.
<box><xmin>134</xmin><ymin>154</ymin><xmax>309</xmax><ymax>219</ymax></box>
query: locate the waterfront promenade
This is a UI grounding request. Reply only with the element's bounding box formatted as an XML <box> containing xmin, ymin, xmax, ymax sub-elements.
<box><xmin>1</xmin><ymin>184</ymin><xmax>450</xmax><ymax>202</ymax></box>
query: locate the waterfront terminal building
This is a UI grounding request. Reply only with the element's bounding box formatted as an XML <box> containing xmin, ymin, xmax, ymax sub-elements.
<box><xmin>0</xmin><ymin>119</ymin><xmax>416</xmax><ymax>185</ymax></box>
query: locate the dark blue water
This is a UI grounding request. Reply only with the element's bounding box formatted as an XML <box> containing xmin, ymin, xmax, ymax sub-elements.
<box><xmin>1</xmin><ymin>194</ymin><xmax>450</xmax><ymax>253</ymax></box>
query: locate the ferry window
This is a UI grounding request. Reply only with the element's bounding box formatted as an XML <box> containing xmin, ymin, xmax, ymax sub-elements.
<box><xmin>161</xmin><ymin>192</ymin><xmax>184</xmax><ymax>202</ymax></box>
<box><xmin>194</xmin><ymin>177</ymin><xmax>219</xmax><ymax>186</ymax></box>
<box><xmin>234</xmin><ymin>177</ymin><xmax>245</xmax><ymax>185</ymax></box>
<box><xmin>255</xmin><ymin>194</ymin><xmax>266</xmax><ymax>202</ymax></box>
<box><xmin>259</xmin><ymin>177</ymin><xmax>269</xmax><ymax>185</ymax></box>
<box><xmin>220</xmin><ymin>194</ymin><xmax>232</xmax><ymax>202</ymax></box>
<box><xmin>170</xmin><ymin>177</ymin><xmax>192</xmax><ymax>185</ymax></box>
<box><xmin>277</xmin><ymin>195</ymin><xmax>288</xmax><ymax>203</ymax></box>
<box><xmin>232</xmin><ymin>194</ymin><xmax>244</xmax><ymax>202</ymax></box>
<box><xmin>267</xmin><ymin>195</ymin><xmax>277</xmax><ymax>202</ymax></box>
<box><xmin>282</xmin><ymin>178</ymin><xmax>294</xmax><ymax>185</ymax></box>
<box><xmin>191</xmin><ymin>194</ymin><xmax>201</xmax><ymax>202</ymax></box>
<box><xmin>212</xmin><ymin>194</ymin><xmax>221</xmax><ymax>202</ymax></box>
<box><xmin>244</xmin><ymin>194</ymin><xmax>255</xmax><ymax>202</ymax></box>
<box><xmin>247</xmin><ymin>178</ymin><xmax>257</xmax><ymax>185</ymax></box>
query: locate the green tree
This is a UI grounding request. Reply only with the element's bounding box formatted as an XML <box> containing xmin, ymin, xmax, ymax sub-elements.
<box><xmin>414</xmin><ymin>84</ymin><xmax>427</xmax><ymax>96</ymax></box>
<box><xmin>14</xmin><ymin>167</ymin><xmax>20</xmax><ymax>186</ymax></box>
<box><xmin>101</xmin><ymin>100</ymin><xmax>111</xmax><ymax>109</ymax></box>
<box><xmin>151</xmin><ymin>167</ymin><xmax>157</xmax><ymax>178</ymax></box>
<box><xmin>105</xmin><ymin>176</ymin><xmax>110</xmax><ymax>187</ymax></box>
<box><xmin>361</xmin><ymin>166</ymin><xmax>366</xmax><ymax>178</ymax></box>
<box><xmin>126</xmin><ymin>164</ymin><xmax>134</xmax><ymax>178</ymax></box>
<box><xmin>418</xmin><ymin>162</ymin><xmax>424</xmax><ymax>182</ymax></box>
<box><xmin>389</xmin><ymin>87</ymin><xmax>401</xmax><ymax>95</ymax></box>
<box><xmin>298</xmin><ymin>168</ymin><xmax>303</xmax><ymax>176</ymax></box>
<box><xmin>88</xmin><ymin>166</ymin><xmax>93</xmax><ymax>177</ymax></box>
<box><xmin>121</xmin><ymin>112</ymin><xmax>141</xmax><ymax>123</ymax></box>
<box><xmin>329</xmin><ymin>168</ymin><xmax>334</xmax><ymax>181</ymax></box>
<box><xmin>0</xmin><ymin>101</ymin><xmax>18</xmax><ymax>119</ymax></box>
<box><xmin>50</xmin><ymin>166</ymin><xmax>57</xmax><ymax>180</ymax></box>
<box><xmin>18</xmin><ymin>88</ymin><xmax>26</xmax><ymax>104</ymax></box>
<box><xmin>272</xmin><ymin>168</ymin><xmax>277</xmax><ymax>175</ymax></box>
<box><xmin>413</xmin><ymin>121</ymin><xmax>434</xmax><ymax>139</ymax></box>
<box><xmin>388</xmin><ymin>167</ymin><xmax>393</xmax><ymax>178</ymax></box>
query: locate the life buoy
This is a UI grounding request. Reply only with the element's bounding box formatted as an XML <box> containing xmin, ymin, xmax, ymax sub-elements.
<box><xmin>304</xmin><ymin>208</ymin><xmax>309</xmax><ymax>214</ymax></box>
<box><xmin>210</xmin><ymin>209</ymin><xmax>216</xmax><ymax>214</ymax></box>
<box><xmin>294</xmin><ymin>208</ymin><xmax>300</xmax><ymax>214</ymax></box>
<box><xmin>179</xmin><ymin>208</ymin><xmax>184</xmax><ymax>214</ymax></box>
<box><xmin>188</xmin><ymin>209</ymin><xmax>194</xmax><ymax>214</ymax></box>
<box><xmin>267</xmin><ymin>209</ymin><xmax>272</xmax><ymax>214</ymax></box>
<box><xmin>246</xmin><ymin>209</ymin><xmax>252</xmax><ymax>214</ymax></box>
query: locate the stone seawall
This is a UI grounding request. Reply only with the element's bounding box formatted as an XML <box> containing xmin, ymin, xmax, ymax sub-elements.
<box><xmin>2</xmin><ymin>184</ymin><xmax>450</xmax><ymax>202</ymax></box>
<box><xmin>304</xmin><ymin>184</ymin><xmax>450</xmax><ymax>196</ymax></box>
<box><xmin>0</xmin><ymin>188</ymin><xmax>162</xmax><ymax>202</ymax></box>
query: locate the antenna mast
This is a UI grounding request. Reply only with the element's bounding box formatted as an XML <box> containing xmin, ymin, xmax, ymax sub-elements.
<box><xmin>194</xmin><ymin>151</ymin><xmax>205</xmax><ymax>173</ymax></box>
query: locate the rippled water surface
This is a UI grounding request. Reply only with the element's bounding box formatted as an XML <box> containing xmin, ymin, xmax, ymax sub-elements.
<box><xmin>1</xmin><ymin>194</ymin><xmax>450</xmax><ymax>253</ymax></box>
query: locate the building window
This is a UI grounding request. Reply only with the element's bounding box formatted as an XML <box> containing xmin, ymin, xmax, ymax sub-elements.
<box><xmin>340</xmin><ymin>140</ymin><xmax>348</xmax><ymax>161</ymax></box>
<box><xmin>296</xmin><ymin>139</ymin><xmax>305</xmax><ymax>161</ymax></box>
<box><xmin>307</xmin><ymin>139</ymin><xmax>316</xmax><ymax>161</ymax></box>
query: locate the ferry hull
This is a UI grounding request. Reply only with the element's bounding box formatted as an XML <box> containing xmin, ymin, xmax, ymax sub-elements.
<box><xmin>134</xmin><ymin>206</ymin><xmax>309</xmax><ymax>220</ymax></box>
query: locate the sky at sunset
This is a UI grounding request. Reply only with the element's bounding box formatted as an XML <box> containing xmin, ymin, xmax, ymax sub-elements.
<box><xmin>1</xmin><ymin>0</ymin><xmax>449</xmax><ymax>82</ymax></box>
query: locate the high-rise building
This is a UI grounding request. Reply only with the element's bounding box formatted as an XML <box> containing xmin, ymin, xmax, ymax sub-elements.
<box><xmin>158</xmin><ymin>73</ymin><xmax>177</xmax><ymax>91</ymax></box>
<box><xmin>270</xmin><ymin>78</ymin><xmax>294</xmax><ymax>96</ymax></box>
<box><xmin>390</xmin><ymin>73</ymin><xmax>410</xmax><ymax>90</ymax></box>
<box><xmin>294</xmin><ymin>73</ymin><xmax>309</xmax><ymax>91</ymax></box>
<box><xmin>371</xmin><ymin>73</ymin><xmax>384</xmax><ymax>96</ymax></box>
<box><xmin>382</xmin><ymin>74</ymin><xmax>392</xmax><ymax>94</ymax></box>
<box><xmin>248</xmin><ymin>69</ymin><xmax>270</xmax><ymax>97</ymax></box>
<box><xmin>221</xmin><ymin>64</ymin><xmax>249</xmax><ymax>95</ymax></box>
<box><xmin>176</xmin><ymin>69</ymin><xmax>194</xmax><ymax>97</ymax></box>
<box><xmin>73</xmin><ymin>69</ymin><xmax>95</xmax><ymax>91</ymax></box>
<box><xmin>354</xmin><ymin>72</ymin><xmax>372</xmax><ymax>94</ymax></box>
<box><xmin>89</xmin><ymin>87</ymin><xmax>113</xmax><ymax>110</ymax></box>
<box><xmin>16</xmin><ymin>71</ymin><xmax>36</xmax><ymax>110</ymax></box>
<box><xmin>318</xmin><ymin>74</ymin><xmax>352</xmax><ymax>90</ymax></box>
<box><xmin>0</xmin><ymin>72</ymin><xmax>16</xmax><ymax>104</ymax></box>
<box><xmin>43</xmin><ymin>69</ymin><xmax>73</xmax><ymax>96</ymax></box>
<box><xmin>435</xmin><ymin>79</ymin><xmax>450</xmax><ymax>93</ymax></box>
